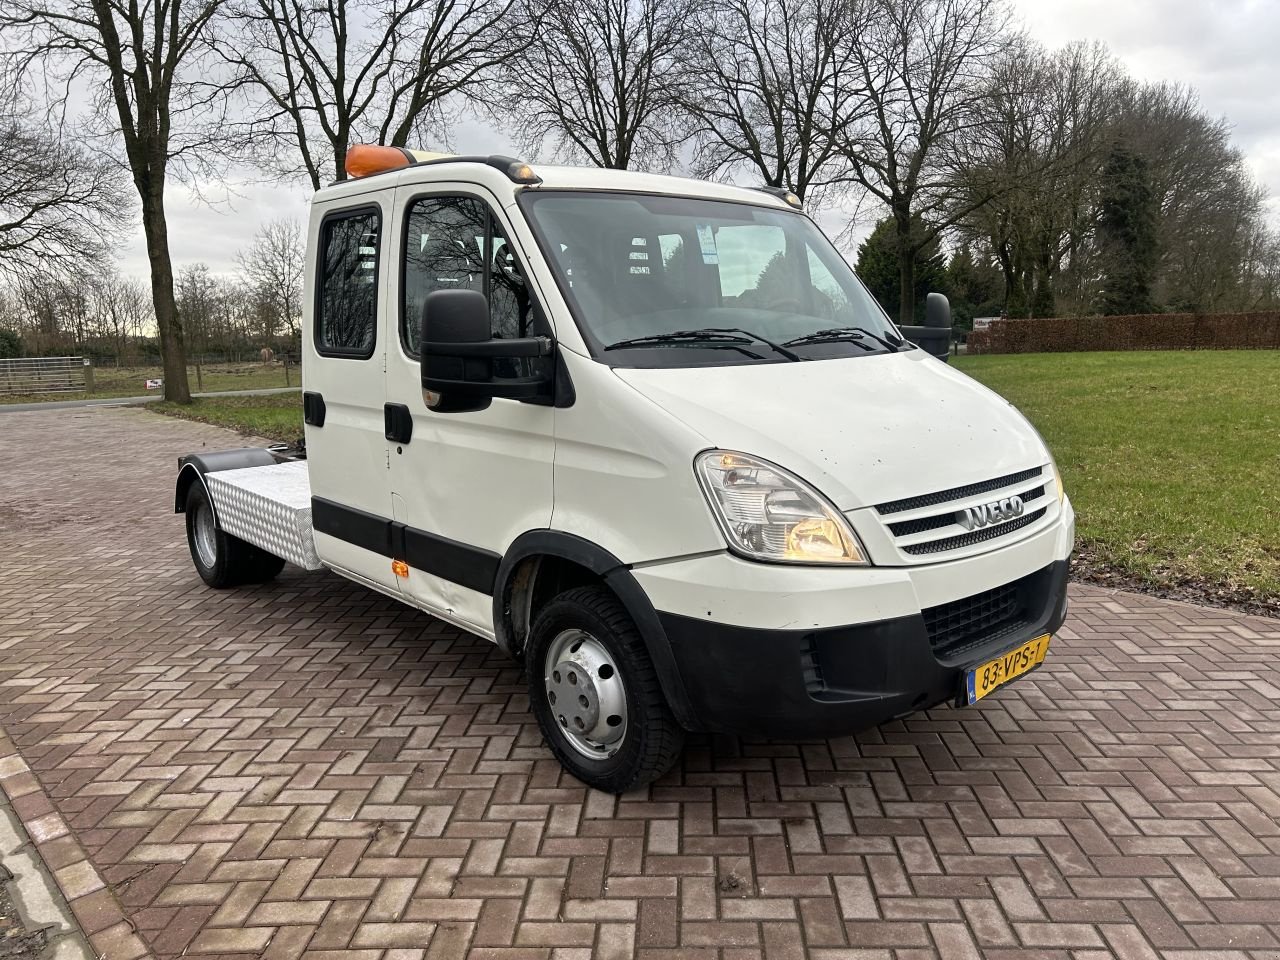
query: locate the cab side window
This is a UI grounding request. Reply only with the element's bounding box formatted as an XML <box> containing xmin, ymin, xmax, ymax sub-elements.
<box><xmin>316</xmin><ymin>208</ymin><xmax>380</xmax><ymax>358</ymax></box>
<box><xmin>402</xmin><ymin>196</ymin><xmax>538</xmax><ymax>355</ymax></box>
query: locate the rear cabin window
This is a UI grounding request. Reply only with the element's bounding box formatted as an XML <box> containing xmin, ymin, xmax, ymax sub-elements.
<box><xmin>316</xmin><ymin>208</ymin><xmax>380</xmax><ymax>358</ymax></box>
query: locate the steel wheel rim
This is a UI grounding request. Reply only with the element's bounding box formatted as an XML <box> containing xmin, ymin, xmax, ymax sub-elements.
<box><xmin>193</xmin><ymin>501</ymin><xmax>218</xmax><ymax>568</ymax></box>
<box><xmin>544</xmin><ymin>627</ymin><xmax>628</xmax><ymax>759</ymax></box>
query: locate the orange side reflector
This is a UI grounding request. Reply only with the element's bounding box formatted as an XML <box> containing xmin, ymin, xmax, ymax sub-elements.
<box><xmin>392</xmin><ymin>559</ymin><xmax>409</xmax><ymax>578</ymax></box>
<box><xmin>346</xmin><ymin>144</ymin><xmax>413</xmax><ymax>179</ymax></box>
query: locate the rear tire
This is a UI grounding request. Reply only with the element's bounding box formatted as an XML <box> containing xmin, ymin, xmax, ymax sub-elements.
<box><xmin>185</xmin><ymin>482</ymin><xmax>286</xmax><ymax>588</ymax></box>
<box><xmin>527</xmin><ymin>585</ymin><xmax>684</xmax><ymax>792</ymax></box>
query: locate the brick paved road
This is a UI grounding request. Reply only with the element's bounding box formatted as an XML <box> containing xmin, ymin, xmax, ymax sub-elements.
<box><xmin>1</xmin><ymin>407</ymin><xmax>1279</xmax><ymax>960</ymax></box>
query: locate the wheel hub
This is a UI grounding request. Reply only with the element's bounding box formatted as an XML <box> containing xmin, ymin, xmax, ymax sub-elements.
<box><xmin>544</xmin><ymin>628</ymin><xmax>628</xmax><ymax>758</ymax></box>
<box><xmin>193</xmin><ymin>501</ymin><xmax>217</xmax><ymax>568</ymax></box>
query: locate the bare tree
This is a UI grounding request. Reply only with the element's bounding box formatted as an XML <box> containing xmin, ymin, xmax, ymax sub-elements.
<box><xmin>0</xmin><ymin>0</ymin><xmax>227</xmax><ymax>402</ymax></box>
<box><xmin>0</xmin><ymin>97</ymin><xmax>129</xmax><ymax>285</ymax></box>
<box><xmin>681</xmin><ymin>0</ymin><xmax>868</xmax><ymax>202</ymax></box>
<box><xmin>176</xmin><ymin>263</ymin><xmax>220</xmax><ymax>358</ymax></box>
<box><xmin>959</xmin><ymin>40</ymin><xmax>1122</xmax><ymax>317</ymax></box>
<box><xmin>955</xmin><ymin>54</ymin><xmax>1279</xmax><ymax>318</ymax></box>
<box><xmin>7</xmin><ymin>272</ymin><xmax>83</xmax><ymax>353</ymax></box>
<box><xmin>502</xmin><ymin>0</ymin><xmax>696</xmax><ymax>169</ymax></box>
<box><xmin>835</xmin><ymin>0</ymin><xmax>1010</xmax><ymax>324</ymax></box>
<box><xmin>1118</xmin><ymin>81</ymin><xmax>1271</xmax><ymax>313</ymax></box>
<box><xmin>93</xmin><ymin>272</ymin><xmax>154</xmax><ymax>363</ymax></box>
<box><xmin>238</xmin><ymin>218</ymin><xmax>304</xmax><ymax>342</ymax></box>
<box><xmin>221</xmin><ymin>0</ymin><xmax>518</xmax><ymax>190</ymax></box>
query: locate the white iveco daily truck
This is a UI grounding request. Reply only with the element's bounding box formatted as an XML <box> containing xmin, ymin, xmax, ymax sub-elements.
<box><xmin>176</xmin><ymin>145</ymin><xmax>1074</xmax><ymax>792</ymax></box>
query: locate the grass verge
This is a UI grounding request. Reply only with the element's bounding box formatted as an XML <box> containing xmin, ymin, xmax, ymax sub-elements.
<box><xmin>150</xmin><ymin>394</ymin><xmax>304</xmax><ymax>444</ymax></box>
<box><xmin>955</xmin><ymin>350</ymin><xmax>1280</xmax><ymax>612</ymax></box>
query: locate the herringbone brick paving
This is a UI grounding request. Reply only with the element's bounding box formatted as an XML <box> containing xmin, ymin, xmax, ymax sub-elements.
<box><xmin>1</xmin><ymin>406</ymin><xmax>1278</xmax><ymax>960</ymax></box>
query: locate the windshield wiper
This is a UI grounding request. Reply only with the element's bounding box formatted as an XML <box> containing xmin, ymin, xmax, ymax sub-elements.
<box><xmin>604</xmin><ymin>327</ymin><xmax>802</xmax><ymax>361</ymax></box>
<box><xmin>604</xmin><ymin>330</ymin><xmax>765</xmax><ymax>359</ymax></box>
<box><xmin>783</xmin><ymin>325</ymin><xmax>906</xmax><ymax>353</ymax></box>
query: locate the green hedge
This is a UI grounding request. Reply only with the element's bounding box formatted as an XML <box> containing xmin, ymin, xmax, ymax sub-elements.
<box><xmin>968</xmin><ymin>312</ymin><xmax>1280</xmax><ymax>354</ymax></box>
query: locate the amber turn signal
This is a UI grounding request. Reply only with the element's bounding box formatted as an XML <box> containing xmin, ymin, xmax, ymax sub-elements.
<box><xmin>391</xmin><ymin>559</ymin><xmax>410</xmax><ymax>578</ymax></box>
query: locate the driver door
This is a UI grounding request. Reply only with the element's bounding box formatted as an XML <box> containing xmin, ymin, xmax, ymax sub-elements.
<box><xmin>384</xmin><ymin>183</ymin><xmax>555</xmax><ymax>634</ymax></box>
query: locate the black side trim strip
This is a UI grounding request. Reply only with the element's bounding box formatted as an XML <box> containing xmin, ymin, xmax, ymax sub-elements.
<box><xmin>311</xmin><ymin>497</ymin><xmax>498</xmax><ymax>596</ymax></box>
<box><xmin>404</xmin><ymin>527</ymin><xmax>500</xmax><ymax>596</ymax></box>
<box><xmin>312</xmin><ymin>497</ymin><xmax>394</xmax><ymax>557</ymax></box>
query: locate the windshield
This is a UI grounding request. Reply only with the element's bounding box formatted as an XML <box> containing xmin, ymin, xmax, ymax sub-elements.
<box><xmin>519</xmin><ymin>190</ymin><xmax>906</xmax><ymax>367</ymax></box>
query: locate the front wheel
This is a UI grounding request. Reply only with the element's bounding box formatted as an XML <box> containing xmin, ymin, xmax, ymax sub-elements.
<box><xmin>527</xmin><ymin>586</ymin><xmax>684</xmax><ymax>793</ymax></box>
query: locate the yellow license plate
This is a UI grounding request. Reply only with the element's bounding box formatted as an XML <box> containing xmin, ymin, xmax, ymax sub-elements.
<box><xmin>966</xmin><ymin>634</ymin><xmax>1050</xmax><ymax>704</ymax></box>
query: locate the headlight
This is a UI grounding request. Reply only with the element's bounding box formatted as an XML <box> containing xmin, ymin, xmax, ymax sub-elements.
<box><xmin>1050</xmin><ymin>457</ymin><xmax>1065</xmax><ymax>503</ymax></box>
<box><xmin>695</xmin><ymin>450</ymin><xmax>868</xmax><ymax>565</ymax></box>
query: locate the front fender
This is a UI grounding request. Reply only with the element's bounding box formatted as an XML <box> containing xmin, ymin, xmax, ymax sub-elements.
<box><xmin>493</xmin><ymin>529</ymin><xmax>699</xmax><ymax>730</ymax></box>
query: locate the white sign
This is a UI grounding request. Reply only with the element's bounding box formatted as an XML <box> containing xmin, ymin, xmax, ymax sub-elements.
<box><xmin>145</xmin><ymin>378</ymin><xmax>163</xmax><ymax>390</ymax></box>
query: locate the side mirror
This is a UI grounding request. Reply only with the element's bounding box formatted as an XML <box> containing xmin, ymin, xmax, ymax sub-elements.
<box><xmin>419</xmin><ymin>289</ymin><xmax>554</xmax><ymax>411</ymax></box>
<box><xmin>898</xmin><ymin>292</ymin><xmax>953</xmax><ymax>362</ymax></box>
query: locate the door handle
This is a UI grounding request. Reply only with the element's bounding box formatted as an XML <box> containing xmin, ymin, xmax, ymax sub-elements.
<box><xmin>303</xmin><ymin>391</ymin><xmax>326</xmax><ymax>426</ymax></box>
<box><xmin>384</xmin><ymin>403</ymin><xmax>413</xmax><ymax>444</ymax></box>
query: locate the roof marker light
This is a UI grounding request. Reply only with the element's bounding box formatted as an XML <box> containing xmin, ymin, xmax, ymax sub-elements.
<box><xmin>484</xmin><ymin>155</ymin><xmax>542</xmax><ymax>184</ymax></box>
<box><xmin>755</xmin><ymin>185</ymin><xmax>803</xmax><ymax>209</ymax></box>
<box><xmin>344</xmin><ymin>145</ymin><xmax>454</xmax><ymax>179</ymax></box>
<box><xmin>508</xmin><ymin>162</ymin><xmax>541</xmax><ymax>184</ymax></box>
<box><xmin>345</xmin><ymin>144</ymin><xmax>416</xmax><ymax>179</ymax></box>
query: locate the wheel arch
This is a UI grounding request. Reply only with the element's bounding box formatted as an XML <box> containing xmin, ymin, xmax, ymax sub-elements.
<box><xmin>174</xmin><ymin>448</ymin><xmax>278</xmax><ymax>516</ymax></box>
<box><xmin>494</xmin><ymin>531</ymin><xmax>698</xmax><ymax>730</ymax></box>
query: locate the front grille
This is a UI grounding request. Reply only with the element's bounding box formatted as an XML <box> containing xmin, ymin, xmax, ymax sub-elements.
<box><xmin>872</xmin><ymin>465</ymin><xmax>1050</xmax><ymax>559</ymax></box>
<box><xmin>876</xmin><ymin>467</ymin><xmax>1043</xmax><ymax>515</ymax></box>
<box><xmin>887</xmin><ymin>512</ymin><xmax>955</xmax><ymax>538</ymax></box>
<box><xmin>923</xmin><ymin>578</ymin><xmax>1029</xmax><ymax>660</ymax></box>
<box><xmin>902</xmin><ymin>508</ymin><xmax>1046</xmax><ymax>555</ymax></box>
<box><xmin>887</xmin><ymin>484</ymin><xmax>1047</xmax><ymax>538</ymax></box>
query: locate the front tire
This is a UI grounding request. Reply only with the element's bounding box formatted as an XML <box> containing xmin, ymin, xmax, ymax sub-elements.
<box><xmin>185</xmin><ymin>482</ymin><xmax>285</xmax><ymax>588</ymax></box>
<box><xmin>527</xmin><ymin>586</ymin><xmax>684</xmax><ymax>792</ymax></box>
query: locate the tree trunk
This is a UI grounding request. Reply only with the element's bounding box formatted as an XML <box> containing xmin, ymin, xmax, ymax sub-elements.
<box><xmin>1030</xmin><ymin>250</ymin><xmax>1056</xmax><ymax>319</ymax></box>
<box><xmin>140</xmin><ymin>183</ymin><xmax>191</xmax><ymax>404</ymax></box>
<box><xmin>896</xmin><ymin>212</ymin><xmax>916</xmax><ymax>325</ymax></box>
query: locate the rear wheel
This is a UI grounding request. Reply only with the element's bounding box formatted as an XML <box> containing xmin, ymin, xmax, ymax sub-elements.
<box><xmin>527</xmin><ymin>585</ymin><xmax>684</xmax><ymax>792</ymax></box>
<box><xmin>185</xmin><ymin>482</ymin><xmax>285</xmax><ymax>588</ymax></box>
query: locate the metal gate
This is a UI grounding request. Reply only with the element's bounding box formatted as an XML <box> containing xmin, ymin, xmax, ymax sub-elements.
<box><xmin>0</xmin><ymin>357</ymin><xmax>87</xmax><ymax>395</ymax></box>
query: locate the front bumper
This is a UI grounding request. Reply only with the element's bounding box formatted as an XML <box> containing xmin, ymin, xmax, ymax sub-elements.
<box><xmin>655</xmin><ymin>559</ymin><xmax>1069</xmax><ymax>738</ymax></box>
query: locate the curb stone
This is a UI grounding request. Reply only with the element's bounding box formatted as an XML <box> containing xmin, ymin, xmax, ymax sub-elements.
<box><xmin>0</xmin><ymin>732</ymin><xmax>151</xmax><ymax>960</ymax></box>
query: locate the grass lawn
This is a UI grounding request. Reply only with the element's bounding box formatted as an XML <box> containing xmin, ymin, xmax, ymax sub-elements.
<box><xmin>955</xmin><ymin>350</ymin><xmax>1280</xmax><ymax>605</ymax></box>
<box><xmin>146</xmin><ymin>349</ymin><xmax>1280</xmax><ymax>607</ymax></box>
<box><xmin>151</xmin><ymin>394</ymin><xmax>304</xmax><ymax>444</ymax></box>
<box><xmin>0</xmin><ymin>362</ymin><xmax>296</xmax><ymax>403</ymax></box>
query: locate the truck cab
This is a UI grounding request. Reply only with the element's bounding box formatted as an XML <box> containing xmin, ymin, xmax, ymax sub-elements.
<box><xmin>176</xmin><ymin>146</ymin><xmax>1074</xmax><ymax>792</ymax></box>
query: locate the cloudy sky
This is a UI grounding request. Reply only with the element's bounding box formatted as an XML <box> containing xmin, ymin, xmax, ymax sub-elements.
<box><xmin>117</xmin><ymin>0</ymin><xmax>1280</xmax><ymax>278</ymax></box>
